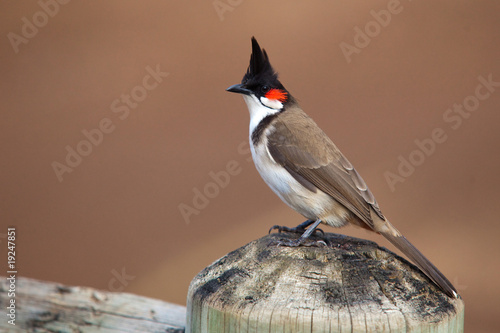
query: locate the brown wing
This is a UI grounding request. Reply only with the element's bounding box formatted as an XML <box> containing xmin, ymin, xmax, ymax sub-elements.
<box><xmin>267</xmin><ymin>108</ymin><xmax>459</xmax><ymax>298</ymax></box>
<box><xmin>267</xmin><ymin>107</ymin><xmax>384</xmax><ymax>227</ymax></box>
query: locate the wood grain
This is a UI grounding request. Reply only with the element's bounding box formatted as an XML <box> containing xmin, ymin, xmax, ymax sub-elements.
<box><xmin>0</xmin><ymin>277</ymin><xmax>186</xmax><ymax>332</ymax></box>
<box><xmin>187</xmin><ymin>232</ymin><xmax>464</xmax><ymax>332</ymax></box>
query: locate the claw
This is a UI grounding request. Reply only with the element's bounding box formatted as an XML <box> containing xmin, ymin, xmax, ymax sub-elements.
<box><xmin>269</xmin><ymin>225</ymin><xmax>285</xmax><ymax>234</ymax></box>
<box><xmin>269</xmin><ymin>225</ymin><xmax>301</xmax><ymax>234</ymax></box>
<box><xmin>269</xmin><ymin>224</ymin><xmax>324</xmax><ymax>236</ymax></box>
<box><xmin>314</xmin><ymin>228</ymin><xmax>325</xmax><ymax>236</ymax></box>
<box><xmin>269</xmin><ymin>219</ymin><xmax>326</xmax><ymax>248</ymax></box>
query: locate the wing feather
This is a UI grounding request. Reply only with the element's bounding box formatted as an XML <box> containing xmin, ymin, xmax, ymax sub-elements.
<box><xmin>267</xmin><ymin>108</ymin><xmax>384</xmax><ymax>226</ymax></box>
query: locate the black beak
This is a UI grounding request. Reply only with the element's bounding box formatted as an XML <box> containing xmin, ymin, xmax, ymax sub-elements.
<box><xmin>226</xmin><ymin>83</ymin><xmax>252</xmax><ymax>95</ymax></box>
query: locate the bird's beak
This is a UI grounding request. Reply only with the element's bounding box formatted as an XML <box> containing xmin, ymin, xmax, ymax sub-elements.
<box><xmin>226</xmin><ymin>83</ymin><xmax>252</xmax><ymax>95</ymax></box>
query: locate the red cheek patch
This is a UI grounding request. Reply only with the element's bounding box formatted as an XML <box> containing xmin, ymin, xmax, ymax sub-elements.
<box><xmin>265</xmin><ymin>89</ymin><xmax>288</xmax><ymax>102</ymax></box>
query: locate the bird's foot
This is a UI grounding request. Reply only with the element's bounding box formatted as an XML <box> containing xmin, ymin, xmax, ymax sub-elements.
<box><xmin>270</xmin><ymin>219</ymin><xmax>326</xmax><ymax>247</ymax></box>
<box><xmin>269</xmin><ymin>219</ymin><xmax>324</xmax><ymax>236</ymax></box>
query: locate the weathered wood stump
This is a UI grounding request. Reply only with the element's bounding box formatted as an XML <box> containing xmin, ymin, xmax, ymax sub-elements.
<box><xmin>187</xmin><ymin>233</ymin><xmax>464</xmax><ymax>332</ymax></box>
<box><xmin>0</xmin><ymin>277</ymin><xmax>186</xmax><ymax>332</ymax></box>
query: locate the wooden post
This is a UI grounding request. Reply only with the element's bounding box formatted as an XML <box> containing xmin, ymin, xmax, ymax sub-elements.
<box><xmin>0</xmin><ymin>277</ymin><xmax>186</xmax><ymax>332</ymax></box>
<box><xmin>187</xmin><ymin>233</ymin><xmax>464</xmax><ymax>332</ymax></box>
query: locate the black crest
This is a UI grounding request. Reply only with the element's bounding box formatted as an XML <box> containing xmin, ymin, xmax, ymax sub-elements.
<box><xmin>242</xmin><ymin>37</ymin><xmax>281</xmax><ymax>89</ymax></box>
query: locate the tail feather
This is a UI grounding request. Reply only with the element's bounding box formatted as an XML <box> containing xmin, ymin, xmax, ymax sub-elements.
<box><xmin>371</xmin><ymin>215</ymin><xmax>458</xmax><ymax>298</ymax></box>
<box><xmin>379</xmin><ymin>225</ymin><xmax>458</xmax><ymax>298</ymax></box>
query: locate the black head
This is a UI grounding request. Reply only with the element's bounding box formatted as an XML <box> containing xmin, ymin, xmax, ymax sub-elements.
<box><xmin>227</xmin><ymin>37</ymin><xmax>290</xmax><ymax>107</ymax></box>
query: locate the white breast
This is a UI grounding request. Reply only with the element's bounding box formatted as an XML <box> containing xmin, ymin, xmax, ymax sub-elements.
<box><xmin>242</xmin><ymin>93</ymin><xmax>351</xmax><ymax>227</ymax></box>
<box><xmin>250</xmin><ymin>128</ymin><xmax>350</xmax><ymax>228</ymax></box>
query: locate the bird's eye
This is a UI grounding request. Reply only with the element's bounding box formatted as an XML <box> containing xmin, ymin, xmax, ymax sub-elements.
<box><xmin>261</xmin><ymin>85</ymin><xmax>270</xmax><ymax>93</ymax></box>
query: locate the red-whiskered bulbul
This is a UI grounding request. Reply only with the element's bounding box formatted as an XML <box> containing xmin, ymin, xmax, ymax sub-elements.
<box><xmin>226</xmin><ymin>37</ymin><xmax>457</xmax><ymax>298</ymax></box>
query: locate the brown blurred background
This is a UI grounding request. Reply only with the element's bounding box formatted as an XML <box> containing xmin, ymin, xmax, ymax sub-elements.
<box><xmin>1</xmin><ymin>1</ymin><xmax>499</xmax><ymax>331</ymax></box>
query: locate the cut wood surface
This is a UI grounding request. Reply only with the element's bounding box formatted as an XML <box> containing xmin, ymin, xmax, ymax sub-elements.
<box><xmin>187</xmin><ymin>232</ymin><xmax>464</xmax><ymax>333</ymax></box>
<box><xmin>0</xmin><ymin>276</ymin><xmax>186</xmax><ymax>332</ymax></box>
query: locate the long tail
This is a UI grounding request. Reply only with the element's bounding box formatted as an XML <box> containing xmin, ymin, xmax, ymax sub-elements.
<box><xmin>373</xmin><ymin>216</ymin><xmax>458</xmax><ymax>298</ymax></box>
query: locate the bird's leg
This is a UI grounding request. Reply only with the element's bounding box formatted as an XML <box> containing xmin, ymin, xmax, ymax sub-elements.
<box><xmin>269</xmin><ymin>219</ymin><xmax>324</xmax><ymax>236</ymax></box>
<box><xmin>273</xmin><ymin>219</ymin><xmax>326</xmax><ymax>247</ymax></box>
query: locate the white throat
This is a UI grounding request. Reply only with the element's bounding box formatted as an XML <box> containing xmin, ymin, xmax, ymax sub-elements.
<box><xmin>243</xmin><ymin>94</ymin><xmax>281</xmax><ymax>135</ymax></box>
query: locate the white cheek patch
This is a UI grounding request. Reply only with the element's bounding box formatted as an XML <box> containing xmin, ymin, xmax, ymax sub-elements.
<box><xmin>260</xmin><ymin>96</ymin><xmax>283</xmax><ymax>110</ymax></box>
<box><xmin>244</xmin><ymin>94</ymin><xmax>280</xmax><ymax>135</ymax></box>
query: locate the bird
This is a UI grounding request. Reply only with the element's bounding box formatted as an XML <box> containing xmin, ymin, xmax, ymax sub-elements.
<box><xmin>226</xmin><ymin>37</ymin><xmax>458</xmax><ymax>298</ymax></box>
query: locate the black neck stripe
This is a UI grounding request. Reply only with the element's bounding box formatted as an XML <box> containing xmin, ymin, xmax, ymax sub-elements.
<box><xmin>251</xmin><ymin>113</ymin><xmax>279</xmax><ymax>146</ymax></box>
